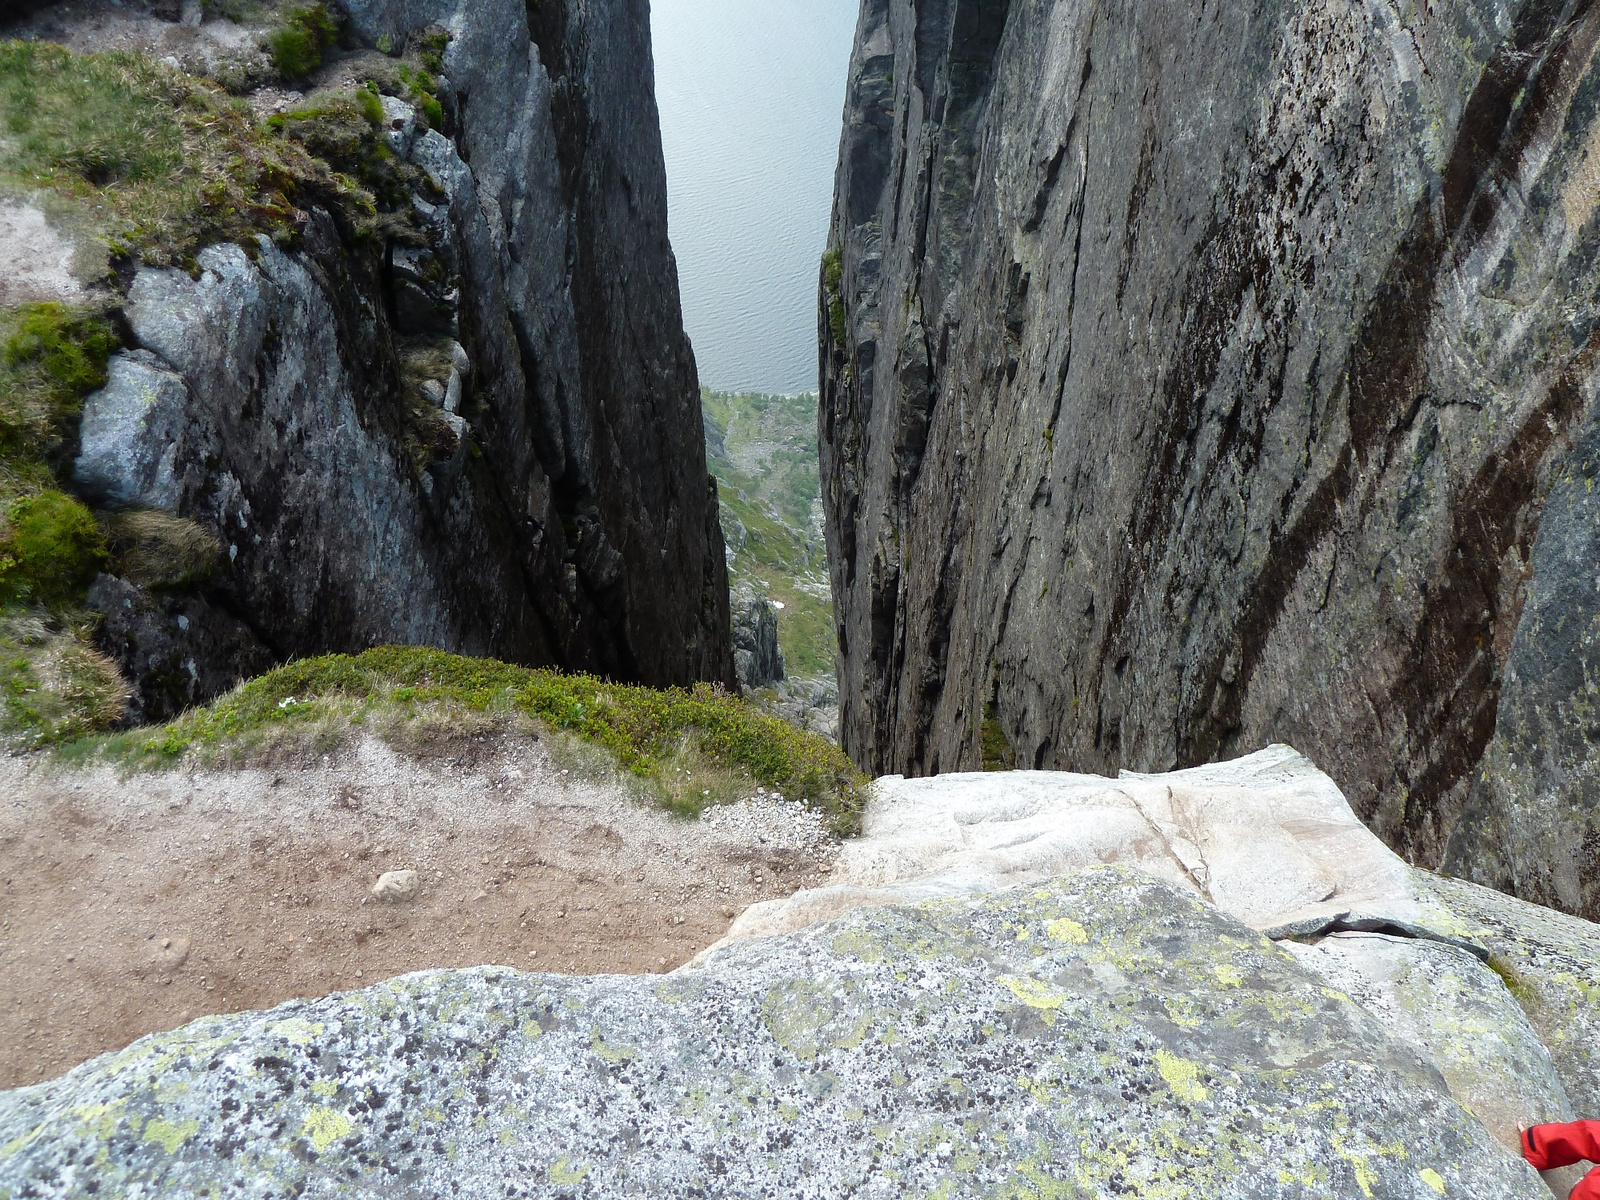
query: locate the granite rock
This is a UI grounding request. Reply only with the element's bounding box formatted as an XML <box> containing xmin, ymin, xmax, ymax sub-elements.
<box><xmin>69</xmin><ymin>0</ymin><xmax>735</xmax><ymax>701</ymax></box>
<box><xmin>819</xmin><ymin>0</ymin><xmax>1600</xmax><ymax>909</ymax></box>
<box><xmin>0</xmin><ymin>868</ymin><xmax>1549</xmax><ymax>1199</ymax></box>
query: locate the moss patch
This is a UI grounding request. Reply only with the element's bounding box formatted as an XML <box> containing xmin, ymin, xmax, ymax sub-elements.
<box><xmin>0</xmin><ymin>490</ymin><xmax>108</xmax><ymax>606</ymax></box>
<box><xmin>822</xmin><ymin>247</ymin><xmax>846</xmax><ymax>346</ymax></box>
<box><xmin>266</xmin><ymin>5</ymin><xmax>339</xmax><ymax>81</ymax></box>
<box><xmin>979</xmin><ymin>704</ymin><xmax>1016</xmax><ymax>772</ymax></box>
<box><xmin>0</xmin><ymin>301</ymin><xmax>119</xmax><ymax>471</ymax></box>
<box><xmin>66</xmin><ymin>647</ymin><xmax>868</xmax><ymax>834</ymax></box>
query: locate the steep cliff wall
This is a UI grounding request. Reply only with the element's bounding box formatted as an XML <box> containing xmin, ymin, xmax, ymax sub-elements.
<box><xmin>821</xmin><ymin>0</ymin><xmax>1600</xmax><ymax>915</ymax></box>
<box><xmin>5</xmin><ymin>0</ymin><xmax>734</xmax><ymax>720</ymax></box>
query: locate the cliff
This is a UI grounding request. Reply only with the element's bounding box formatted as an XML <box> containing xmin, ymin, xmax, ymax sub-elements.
<box><xmin>821</xmin><ymin>0</ymin><xmax>1600</xmax><ymax>918</ymax></box>
<box><xmin>2</xmin><ymin>0</ymin><xmax>734</xmax><ymax>721</ymax></box>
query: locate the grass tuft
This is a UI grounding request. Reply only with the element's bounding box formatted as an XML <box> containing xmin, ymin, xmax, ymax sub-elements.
<box><xmin>59</xmin><ymin>647</ymin><xmax>868</xmax><ymax>834</ymax></box>
<box><xmin>266</xmin><ymin>5</ymin><xmax>338</xmax><ymax>81</ymax></box>
<box><xmin>103</xmin><ymin>510</ymin><xmax>223</xmax><ymax>591</ymax></box>
<box><xmin>0</xmin><ymin>611</ymin><xmax>129</xmax><ymax>747</ymax></box>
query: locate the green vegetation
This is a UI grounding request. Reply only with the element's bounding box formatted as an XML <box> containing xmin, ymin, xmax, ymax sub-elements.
<box><xmin>702</xmin><ymin>389</ymin><xmax>836</xmax><ymax>680</ymax></box>
<box><xmin>0</xmin><ymin>302</ymin><xmax>118</xmax><ymax>471</ymax></box>
<box><xmin>0</xmin><ymin>612</ymin><xmax>128</xmax><ymax>747</ymax></box>
<box><xmin>822</xmin><ymin>247</ymin><xmax>846</xmax><ymax>346</ymax></box>
<box><xmin>0</xmin><ymin>38</ymin><xmax>442</xmax><ymax>267</ymax></box>
<box><xmin>266</xmin><ymin>5</ymin><xmax>338</xmax><ymax>81</ymax></box>
<box><xmin>104</xmin><ymin>511</ymin><xmax>223</xmax><ymax>591</ymax></box>
<box><xmin>59</xmin><ymin>647</ymin><xmax>866</xmax><ymax>834</ymax></box>
<box><xmin>979</xmin><ymin>704</ymin><xmax>1016</xmax><ymax>771</ymax></box>
<box><xmin>0</xmin><ymin>491</ymin><xmax>107</xmax><ymax>605</ymax></box>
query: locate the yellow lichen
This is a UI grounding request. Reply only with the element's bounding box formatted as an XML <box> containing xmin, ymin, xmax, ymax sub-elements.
<box><xmin>1419</xmin><ymin>1167</ymin><xmax>1447</xmax><ymax>1194</ymax></box>
<box><xmin>1213</xmin><ymin>964</ymin><xmax>1244</xmax><ymax>988</ymax></box>
<box><xmin>302</xmin><ymin>1106</ymin><xmax>353</xmax><ymax>1153</ymax></box>
<box><xmin>141</xmin><ymin>1116</ymin><xmax>200</xmax><ymax>1154</ymax></box>
<box><xmin>1046</xmin><ymin>918</ymin><xmax>1089</xmax><ymax>944</ymax></box>
<box><xmin>269</xmin><ymin>1018</ymin><xmax>324</xmax><ymax>1046</ymax></box>
<box><xmin>1155</xmin><ymin>1049</ymin><xmax>1209</xmax><ymax>1103</ymax></box>
<box><xmin>547</xmin><ymin>1156</ymin><xmax>590</xmax><ymax>1185</ymax></box>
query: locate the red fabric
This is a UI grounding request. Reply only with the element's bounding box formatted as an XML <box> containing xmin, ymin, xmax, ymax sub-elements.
<box><xmin>1524</xmin><ymin>1121</ymin><xmax>1600</xmax><ymax>1171</ymax></box>
<box><xmin>1572</xmin><ymin>1166</ymin><xmax>1600</xmax><ymax>1200</ymax></box>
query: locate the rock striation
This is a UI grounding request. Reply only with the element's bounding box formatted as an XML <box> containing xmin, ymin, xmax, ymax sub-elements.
<box><xmin>64</xmin><ymin>0</ymin><xmax>733</xmax><ymax>715</ymax></box>
<box><xmin>2</xmin><ymin>748</ymin><xmax>1594</xmax><ymax>1197</ymax></box>
<box><xmin>819</xmin><ymin>0</ymin><xmax>1600</xmax><ymax>916</ymax></box>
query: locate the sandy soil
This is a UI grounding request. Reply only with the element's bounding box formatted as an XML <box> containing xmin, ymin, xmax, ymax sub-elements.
<box><xmin>0</xmin><ymin>729</ymin><xmax>838</xmax><ymax>1087</ymax></box>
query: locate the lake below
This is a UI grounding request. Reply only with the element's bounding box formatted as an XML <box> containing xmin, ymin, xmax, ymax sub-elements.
<box><xmin>651</xmin><ymin>0</ymin><xmax>858</xmax><ymax>394</ymax></box>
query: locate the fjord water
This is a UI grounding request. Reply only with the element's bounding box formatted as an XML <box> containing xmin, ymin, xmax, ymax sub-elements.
<box><xmin>651</xmin><ymin>0</ymin><xmax>858</xmax><ymax>394</ymax></box>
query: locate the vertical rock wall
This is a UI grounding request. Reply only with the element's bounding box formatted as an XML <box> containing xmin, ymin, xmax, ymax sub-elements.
<box><xmin>71</xmin><ymin>0</ymin><xmax>734</xmax><ymax>714</ymax></box>
<box><xmin>821</xmin><ymin>0</ymin><xmax>1600</xmax><ymax>916</ymax></box>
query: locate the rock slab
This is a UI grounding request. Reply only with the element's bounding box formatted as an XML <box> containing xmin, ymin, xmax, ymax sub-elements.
<box><xmin>0</xmin><ymin>868</ymin><xmax>1549</xmax><ymax>1198</ymax></box>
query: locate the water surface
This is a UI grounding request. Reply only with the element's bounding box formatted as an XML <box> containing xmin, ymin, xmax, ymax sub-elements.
<box><xmin>652</xmin><ymin>0</ymin><xmax>858</xmax><ymax>394</ymax></box>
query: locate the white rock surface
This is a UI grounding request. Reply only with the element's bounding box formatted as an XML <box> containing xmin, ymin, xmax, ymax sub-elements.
<box><xmin>371</xmin><ymin>869</ymin><xmax>419</xmax><ymax>902</ymax></box>
<box><xmin>73</xmin><ymin>351</ymin><xmax>189</xmax><ymax>510</ymax></box>
<box><xmin>714</xmin><ymin>745</ymin><xmax>1420</xmax><ymax>952</ymax></box>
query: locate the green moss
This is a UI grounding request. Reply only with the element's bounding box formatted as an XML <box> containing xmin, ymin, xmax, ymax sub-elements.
<box><xmin>822</xmin><ymin>248</ymin><xmax>846</xmax><ymax>346</ymax></box>
<box><xmin>979</xmin><ymin>704</ymin><xmax>1015</xmax><ymax>772</ymax></box>
<box><xmin>267</xmin><ymin>5</ymin><xmax>339</xmax><ymax>81</ymax></box>
<box><xmin>66</xmin><ymin>647</ymin><xmax>868</xmax><ymax>834</ymax></box>
<box><xmin>0</xmin><ymin>302</ymin><xmax>119</xmax><ymax>467</ymax></box>
<box><xmin>0</xmin><ymin>491</ymin><xmax>108</xmax><ymax>606</ymax></box>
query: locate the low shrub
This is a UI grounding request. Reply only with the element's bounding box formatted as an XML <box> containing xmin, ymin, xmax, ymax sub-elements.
<box><xmin>266</xmin><ymin>5</ymin><xmax>338</xmax><ymax>81</ymax></box>
<box><xmin>0</xmin><ymin>490</ymin><xmax>108</xmax><ymax>606</ymax></box>
<box><xmin>71</xmin><ymin>646</ymin><xmax>868</xmax><ymax>834</ymax></box>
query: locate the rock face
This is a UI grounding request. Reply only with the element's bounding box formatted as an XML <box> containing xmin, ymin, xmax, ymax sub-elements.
<box><xmin>70</xmin><ymin>0</ymin><xmax>734</xmax><ymax>713</ymax></box>
<box><xmin>2</xmin><ymin>747</ymin><xmax>1593</xmax><ymax>1197</ymax></box>
<box><xmin>731</xmin><ymin>585</ymin><xmax>786</xmax><ymax>689</ymax></box>
<box><xmin>0</xmin><ymin>868</ymin><xmax>1555</xmax><ymax>1199</ymax></box>
<box><xmin>712</xmin><ymin>746</ymin><xmax>1600</xmax><ymax>1188</ymax></box>
<box><xmin>819</xmin><ymin>0</ymin><xmax>1600</xmax><ymax>912</ymax></box>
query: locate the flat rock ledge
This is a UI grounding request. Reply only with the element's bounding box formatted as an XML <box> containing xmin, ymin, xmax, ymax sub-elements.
<box><xmin>1</xmin><ymin>748</ymin><xmax>1596</xmax><ymax>1198</ymax></box>
<box><xmin>0</xmin><ymin>869</ymin><xmax>1554</xmax><ymax>1199</ymax></box>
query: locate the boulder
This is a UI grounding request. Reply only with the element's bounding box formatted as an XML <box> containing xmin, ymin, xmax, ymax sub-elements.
<box><xmin>0</xmin><ymin>867</ymin><xmax>1549</xmax><ymax>1198</ymax></box>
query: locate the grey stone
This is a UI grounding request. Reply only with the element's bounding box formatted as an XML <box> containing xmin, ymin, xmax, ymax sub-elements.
<box><xmin>72</xmin><ymin>351</ymin><xmax>188</xmax><ymax>511</ymax></box>
<box><xmin>0</xmin><ymin>868</ymin><xmax>1548</xmax><ymax>1198</ymax></box>
<box><xmin>819</xmin><ymin>0</ymin><xmax>1600</xmax><ymax>892</ymax></box>
<box><xmin>1280</xmin><ymin>931</ymin><xmax>1572</xmax><ymax>1153</ymax></box>
<box><xmin>732</xmin><ymin>585</ymin><xmax>785</xmax><ymax>689</ymax></box>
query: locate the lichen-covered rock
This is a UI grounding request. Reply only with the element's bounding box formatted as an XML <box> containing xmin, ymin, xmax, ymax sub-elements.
<box><xmin>1280</xmin><ymin>932</ymin><xmax>1572</xmax><ymax>1152</ymax></box>
<box><xmin>1410</xmin><ymin>871</ymin><xmax>1600</xmax><ymax>1118</ymax></box>
<box><xmin>819</xmin><ymin>0</ymin><xmax>1600</xmax><ymax>901</ymax></box>
<box><xmin>0</xmin><ymin>868</ymin><xmax>1546</xmax><ymax>1198</ymax></box>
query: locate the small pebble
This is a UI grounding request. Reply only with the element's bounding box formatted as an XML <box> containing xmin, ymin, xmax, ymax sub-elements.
<box><xmin>372</xmin><ymin>870</ymin><xmax>420</xmax><ymax>903</ymax></box>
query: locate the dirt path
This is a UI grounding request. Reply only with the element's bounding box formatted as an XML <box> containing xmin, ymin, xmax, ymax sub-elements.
<box><xmin>0</xmin><ymin>730</ymin><xmax>838</xmax><ymax>1087</ymax></box>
